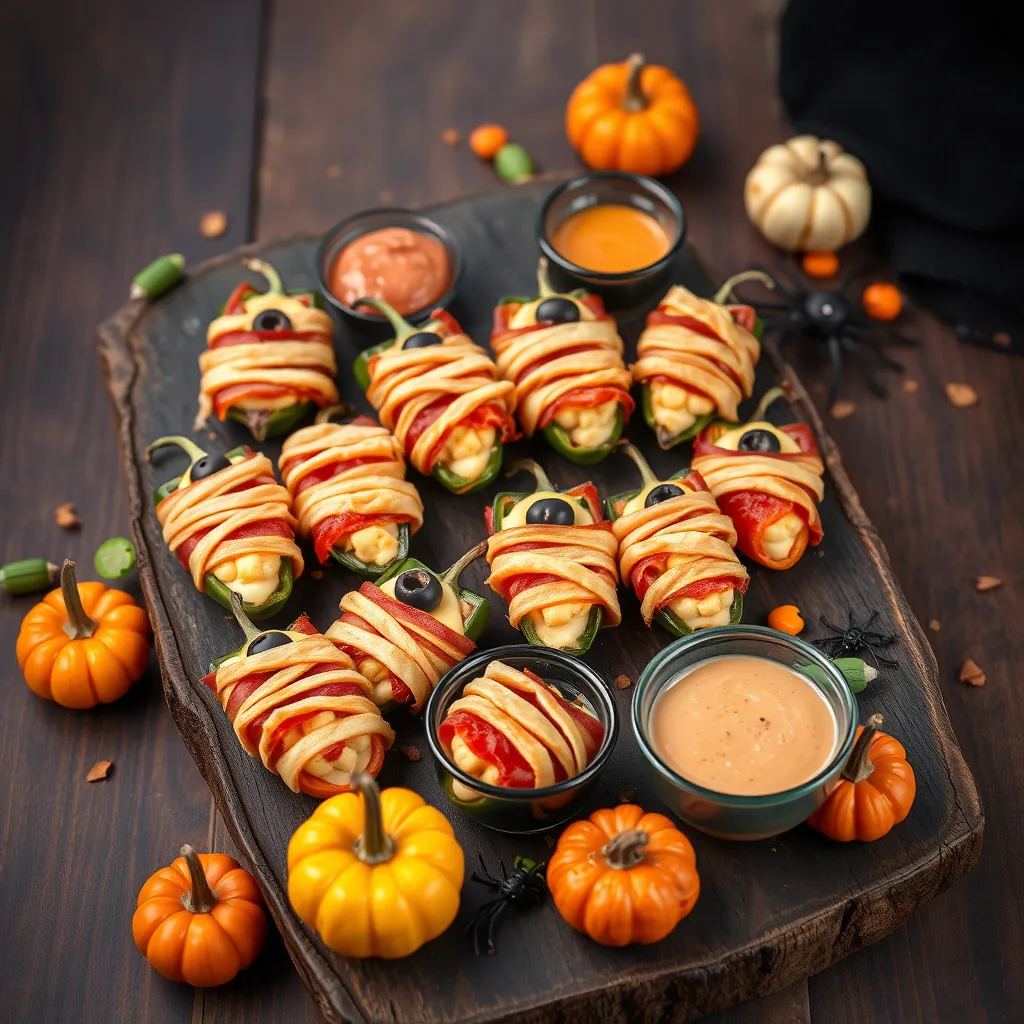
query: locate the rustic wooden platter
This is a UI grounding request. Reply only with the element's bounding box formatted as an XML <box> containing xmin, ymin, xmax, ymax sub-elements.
<box><xmin>98</xmin><ymin>180</ymin><xmax>982</xmax><ymax>1024</ymax></box>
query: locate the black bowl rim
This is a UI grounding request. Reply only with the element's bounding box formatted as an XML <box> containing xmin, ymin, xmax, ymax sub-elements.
<box><xmin>536</xmin><ymin>171</ymin><xmax>686</xmax><ymax>283</ymax></box>
<box><xmin>315</xmin><ymin>207</ymin><xmax>463</xmax><ymax>322</ymax></box>
<box><xmin>424</xmin><ymin>643</ymin><xmax>619</xmax><ymax>801</ymax></box>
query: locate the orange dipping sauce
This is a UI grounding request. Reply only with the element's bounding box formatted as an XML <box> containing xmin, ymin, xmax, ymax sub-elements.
<box><xmin>550</xmin><ymin>203</ymin><xmax>671</xmax><ymax>273</ymax></box>
<box><xmin>329</xmin><ymin>227</ymin><xmax>451</xmax><ymax>316</ymax></box>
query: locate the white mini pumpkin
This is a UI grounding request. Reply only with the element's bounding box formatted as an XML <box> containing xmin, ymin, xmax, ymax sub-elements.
<box><xmin>744</xmin><ymin>136</ymin><xmax>871</xmax><ymax>252</ymax></box>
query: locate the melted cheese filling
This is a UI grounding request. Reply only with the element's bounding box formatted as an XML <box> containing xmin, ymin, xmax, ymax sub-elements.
<box><xmin>763</xmin><ymin>512</ymin><xmax>803</xmax><ymax>561</ymax></box>
<box><xmin>668</xmin><ymin>581</ymin><xmax>735</xmax><ymax>629</ymax></box>
<box><xmin>377</xmin><ymin>575</ymin><xmax>466</xmax><ymax>635</ymax></box>
<box><xmin>649</xmin><ymin>379</ymin><xmax>715</xmax><ymax>436</ymax></box>
<box><xmin>553</xmin><ymin>399</ymin><xmax>618</xmax><ymax>449</ymax></box>
<box><xmin>212</xmin><ymin>553</ymin><xmax>282</xmax><ymax>606</ymax></box>
<box><xmin>438</xmin><ymin>424</ymin><xmax>496</xmax><ymax>482</ymax></box>
<box><xmin>345</xmin><ymin>523</ymin><xmax>399</xmax><ymax>566</ymax></box>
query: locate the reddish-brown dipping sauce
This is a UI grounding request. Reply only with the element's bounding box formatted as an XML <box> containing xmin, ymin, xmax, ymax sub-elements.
<box><xmin>329</xmin><ymin>227</ymin><xmax>451</xmax><ymax>316</ymax></box>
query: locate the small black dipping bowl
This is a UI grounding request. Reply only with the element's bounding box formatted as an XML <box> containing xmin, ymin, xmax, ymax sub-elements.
<box><xmin>537</xmin><ymin>172</ymin><xmax>685</xmax><ymax>311</ymax></box>
<box><xmin>316</xmin><ymin>208</ymin><xmax>463</xmax><ymax>336</ymax></box>
<box><xmin>424</xmin><ymin>644</ymin><xmax>618</xmax><ymax>834</ymax></box>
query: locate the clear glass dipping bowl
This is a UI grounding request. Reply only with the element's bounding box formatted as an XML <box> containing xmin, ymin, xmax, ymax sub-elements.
<box><xmin>632</xmin><ymin>626</ymin><xmax>857</xmax><ymax>841</ymax></box>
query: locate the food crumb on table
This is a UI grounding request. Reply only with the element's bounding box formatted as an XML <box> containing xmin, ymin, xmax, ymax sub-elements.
<box><xmin>326</xmin><ymin>164</ymin><xmax>341</xmax><ymax>179</ymax></box>
<box><xmin>975</xmin><ymin>576</ymin><xmax>1001</xmax><ymax>592</ymax></box>
<box><xmin>945</xmin><ymin>382</ymin><xmax>978</xmax><ymax>408</ymax></box>
<box><xmin>199</xmin><ymin>210</ymin><xmax>228</xmax><ymax>238</ymax></box>
<box><xmin>903</xmin><ymin>379</ymin><xmax>919</xmax><ymax>393</ymax></box>
<box><xmin>441</xmin><ymin>128</ymin><xmax>461</xmax><ymax>146</ymax></box>
<box><xmin>959</xmin><ymin>658</ymin><xmax>986</xmax><ymax>686</ymax></box>
<box><xmin>86</xmin><ymin>760</ymin><xmax>112</xmax><ymax>782</ymax></box>
<box><xmin>398</xmin><ymin>745</ymin><xmax>421</xmax><ymax>762</ymax></box>
<box><xmin>55</xmin><ymin>503</ymin><xmax>80</xmax><ymax>529</ymax></box>
<box><xmin>829</xmin><ymin>399</ymin><xmax>856</xmax><ymax>420</ymax></box>
<box><xmin>614</xmin><ymin>674</ymin><xmax>631</xmax><ymax>689</ymax></box>
<box><xmin>928</xmin><ymin>619</ymin><xmax>941</xmax><ymax>631</ymax></box>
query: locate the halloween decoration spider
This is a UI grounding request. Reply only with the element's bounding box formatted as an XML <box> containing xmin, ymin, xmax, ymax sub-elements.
<box><xmin>729</xmin><ymin>260</ymin><xmax>915</xmax><ymax>406</ymax></box>
<box><xmin>813</xmin><ymin>609</ymin><xmax>899</xmax><ymax>669</ymax></box>
<box><xmin>466</xmin><ymin>854</ymin><xmax>547</xmax><ymax>956</ymax></box>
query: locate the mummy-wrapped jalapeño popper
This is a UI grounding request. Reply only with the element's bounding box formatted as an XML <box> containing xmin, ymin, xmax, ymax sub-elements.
<box><xmin>606</xmin><ymin>442</ymin><xmax>748</xmax><ymax>638</ymax></box>
<box><xmin>149</xmin><ymin>436</ymin><xmax>303</xmax><ymax>620</ymax></box>
<box><xmin>632</xmin><ymin>272</ymin><xmax>770</xmax><ymax>448</ymax></box>
<box><xmin>484</xmin><ymin>460</ymin><xmax>620</xmax><ymax>654</ymax></box>
<box><xmin>204</xmin><ymin>595</ymin><xmax>394</xmax><ymax>798</ymax></box>
<box><xmin>691</xmin><ymin>389</ymin><xmax>825</xmax><ymax>571</ymax></box>
<box><xmin>491</xmin><ymin>259</ymin><xmax>634</xmax><ymax>465</ymax></box>
<box><xmin>326</xmin><ymin>543</ymin><xmax>490</xmax><ymax>713</ymax></box>
<box><xmin>352</xmin><ymin>298</ymin><xmax>517</xmax><ymax>495</ymax></box>
<box><xmin>196</xmin><ymin>259</ymin><xmax>339</xmax><ymax>441</ymax></box>
<box><xmin>279</xmin><ymin>404</ymin><xmax>424</xmax><ymax>579</ymax></box>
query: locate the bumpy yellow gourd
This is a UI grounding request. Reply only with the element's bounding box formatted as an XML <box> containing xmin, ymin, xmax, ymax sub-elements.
<box><xmin>287</xmin><ymin>773</ymin><xmax>464</xmax><ymax>958</ymax></box>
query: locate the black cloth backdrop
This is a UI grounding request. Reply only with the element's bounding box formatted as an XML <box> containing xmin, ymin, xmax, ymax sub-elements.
<box><xmin>779</xmin><ymin>0</ymin><xmax>1024</xmax><ymax>353</ymax></box>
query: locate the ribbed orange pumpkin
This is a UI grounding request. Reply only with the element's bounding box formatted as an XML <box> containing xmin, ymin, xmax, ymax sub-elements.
<box><xmin>566</xmin><ymin>53</ymin><xmax>699</xmax><ymax>177</ymax></box>
<box><xmin>16</xmin><ymin>559</ymin><xmax>151</xmax><ymax>708</ymax></box>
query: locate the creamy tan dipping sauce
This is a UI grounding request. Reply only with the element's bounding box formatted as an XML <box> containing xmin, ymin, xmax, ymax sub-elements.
<box><xmin>650</xmin><ymin>655</ymin><xmax>837</xmax><ymax>796</ymax></box>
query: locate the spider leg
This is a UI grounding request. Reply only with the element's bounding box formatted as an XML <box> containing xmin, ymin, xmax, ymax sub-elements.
<box><xmin>860</xmin><ymin>335</ymin><xmax>905</xmax><ymax>372</ymax></box>
<box><xmin>750</xmin><ymin>301</ymin><xmax>793</xmax><ymax>312</ymax></box>
<box><xmin>484</xmin><ymin>902</ymin><xmax>509</xmax><ymax>955</ymax></box>
<box><xmin>820</xmin><ymin>615</ymin><xmax>844</xmax><ymax>634</ymax></box>
<box><xmin>770</xmin><ymin>254</ymin><xmax>808</xmax><ymax>291</ymax></box>
<box><xmin>864</xmin><ymin>610</ymin><xmax>879</xmax><ymax>629</ymax></box>
<box><xmin>855</xmin><ymin>319</ymin><xmax>918</xmax><ymax>347</ymax></box>
<box><xmin>826</xmin><ymin>336</ymin><xmax>843</xmax><ymax>407</ymax></box>
<box><xmin>759</xmin><ymin>315</ymin><xmax>801</xmax><ymax>333</ymax></box>
<box><xmin>839</xmin><ymin>335</ymin><xmax>887</xmax><ymax>396</ymax></box>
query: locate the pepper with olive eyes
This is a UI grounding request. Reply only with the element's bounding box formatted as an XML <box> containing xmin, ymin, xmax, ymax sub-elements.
<box><xmin>195</xmin><ymin>260</ymin><xmax>338</xmax><ymax>441</ymax></box>
<box><xmin>149</xmin><ymin>435</ymin><xmax>301</xmax><ymax>620</ymax></box>
<box><xmin>352</xmin><ymin>298</ymin><xmax>517</xmax><ymax>495</ymax></box>
<box><xmin>490</xmin><ymin>260</ymin><xmax>634</xmax><ymax>465</ymax></box>
<box><xmin>484</xmin><ymin>460</ymin><xmax>620</xmax><ymax>654</ymax></box>
<box><xmin>606</xmin><ymin>441</ymin><xmax>748</xmax><ymax>638</ymax></box>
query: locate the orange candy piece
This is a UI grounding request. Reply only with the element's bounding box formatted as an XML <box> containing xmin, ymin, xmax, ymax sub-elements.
<box><xmin>862</xmin><ymin>282</ymin><xmax>903</xmax><ymax>321</ymax></box>
<box><xmin>469</xmin><ymin>125</ymin><xmax>509</xmax><ymax>161</ymax></box>
<box><xmin>801</xmin><ymin>251</ymin><xmax>839</xmax><ymax>279</ymax></box>
<box><xmin>767</xmin><ymin>604</ymin><xmax>804</xmax><ymax>635</ymax></box>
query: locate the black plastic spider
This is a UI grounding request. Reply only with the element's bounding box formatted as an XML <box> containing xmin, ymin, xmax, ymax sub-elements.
<box><xmin>466</xmin><ymin>854</ymin><xmax>547</xmax><ymax>956</ymax></box>
<box><xmin>729</xmin><ymin>260</ymin><xmax>916</xmax><ymax>407</ymax></box>
<box><xmin>813</xmin><ymin>609</ymin><xmax>900</xmax><ymax>669</ymax></box>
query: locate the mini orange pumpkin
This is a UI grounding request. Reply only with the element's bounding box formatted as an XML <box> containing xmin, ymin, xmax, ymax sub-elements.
<box><xmin>132</xmin><ymin>845</ymin><xmax>267</xmax><ymax>987</ymax></box>
<box><xmin>16</xmin><ymin>559</ymin><xmax>151</xmax><ymax>708</ymax></box>
<box><xmin>566</xmin><ymin>53</ymin><xmax>699</xmax><ymax>177</ymax></box>
<box><xmin>808</xmin><ymin>714</ymin><xmax>916</xmax><ymax>842</ymax></box>
<box><xmin>546</xmin><ymin>803</ymin><xmax>699</xmax><ymax>946</ymax></box>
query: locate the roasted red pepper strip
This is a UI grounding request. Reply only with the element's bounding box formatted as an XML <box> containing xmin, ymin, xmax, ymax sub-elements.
<box><xmin>438</xmin><ymin>711</ymin><xmax>536</xmax><ymax>788</ymax></box>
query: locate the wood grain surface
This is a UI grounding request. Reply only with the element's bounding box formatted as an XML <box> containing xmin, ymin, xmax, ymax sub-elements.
<box><xmin>2</xmin><ymin>0</ymin><xmax>1022</xmax><ymax>1022</ymax></box>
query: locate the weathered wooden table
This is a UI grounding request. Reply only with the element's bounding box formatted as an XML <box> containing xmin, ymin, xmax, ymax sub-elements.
<box><xmin>1</xmin><ymin>2</ymin><xmax>1020</xmax><ymax>1022</ymax></box>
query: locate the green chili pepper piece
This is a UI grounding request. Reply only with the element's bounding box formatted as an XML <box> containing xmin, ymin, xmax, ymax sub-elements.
<box><xmin>329</xmin><ymin>522</ymin><xmax>411</xmax><ymax>580</ymax></box>
<box><xmin>0</xmin><ymin>558</ymin><xmax>59</xmax><ymax>595</ymax></box>
<box><xmin>227</xmin><ymin>399</ymin><xmax>315</xmax><ymax>442</ymax></box>
<box><xmin>641</xmin><ymin>382</ymin><xmax>717</xmax><ymax>449</ymax></box>
<box><xmin>519</xmin><ymin>605</ymin><xmax>603</xmax><ymax>655</ymax></box>
<box><xmin>542</xmin><ymin>405</ymin><xmax>624</xmax><ymax>465</ymax></box>
<box><xmin>202</xmin><ymin>558</ymin><xmax>294</xmax><ymax>622</ymax></box>
<box><xmin>800</xmin><ymin>658</ymin><xmax>877</xmax><ymax>695</ymax></box>
<box><xmin>433</xmin><ymin>443</ymin><xmax>505</xmax><ymax>495</ymax></box>
<box><xmin>494</xmin><ymin>143</ymin><xmax>534</xmax><ymax>184</ymax></box>
<box><xmin>654</xmin><ymin>591</ymin><xmax>745</xmax><ymax>640</ymax></box>
<box><xmin>94</xmin><ymin>538</ymin><xmax>137</xmax><ymax>579</ymax></box>
<box><xmin>130</xmin><ymin>254</ymin><xmax>185</xmax><ymax>301</ymax></box>
<box><xmin>353</xmin><ymin>338</ymin><xmax>393</xmax><ymax>392</ymax></box>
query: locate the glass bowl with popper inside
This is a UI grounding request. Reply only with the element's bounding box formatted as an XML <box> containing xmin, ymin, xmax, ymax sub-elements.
<box><xmin>633</xmin><ymin>626</ymin><xmax>858</xmax><ymax>841</ymax></box>
<box><xmin>425</xmin><ymin>645</ymin><xmax>618</xmax><ymax>834</ymax></box>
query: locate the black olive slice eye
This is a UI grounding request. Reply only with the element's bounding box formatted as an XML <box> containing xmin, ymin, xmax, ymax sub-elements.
<box><xmin>535</xmin><ymin>297</ymin><xmax>581</xmax><ymax>324</ymax></box>
<box><xmin>645</xmin><ymin>483</ymin><xmax>684</xmax><ymax>507</ymax></box>
<box><xmin>189</xmin><ymin>453</ymin><xmax>232</xmax><ymax>481</ymax></box>
<box><xmin>394</xmin><ymin>568</ymin><xmax>443</xmax><ymax>611</ymax></box>
<box><xmin>403</xmin><ymin>331</ymin><xmax>442</xmax><ymax>350</ymax></box>
<box><xmin>247</xmin><ymin>631</ymin><xmax>294</xmax><ymax>655</ymax></box>
<box><xmin>253</xmin><ymin>308</ymin><xmax>293</xmax><ymax>332</ymax></box>
<box><xmin>737</xmin><ymin>428</ymin><xmax>781</xmax><ymax>453</ymax></box>
<box><xmin>525</xmin><ymin>497</ymin><xmax>576</xmax><ymax>526</ymax></box>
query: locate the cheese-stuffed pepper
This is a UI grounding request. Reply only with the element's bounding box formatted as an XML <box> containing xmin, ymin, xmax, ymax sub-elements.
<box><xmin>326</xmin><ymin>543</ymin><xmax>490</xmax><ymax>713</ymax></box>
<box><xmin>632</xmin><ymin>272</ymin><xmax>772</xmax><ymax>448</ymax></box>
<box><xmin>204</xmin><ymin>595</ymin><xmax>394</xmax><ymax>798</ymax></box>
<box><xmin>278</xmin><ymin>404</ymin><xmax>424</xmax><ymax>579</ymax></box>
<box><xmin>352</xmin><ymin>298</ymin><xmax>516</xmax><ymax>494</ymax></box>
<box><xmin>149</xmin><ymin>435</ymin><xmax>303</xmax><ymax>620</ymax></box>
<box><xmin>195</xmin><ymin>259</ymin><xmax>339</xmax><ymax>441</ymax></box>
<box><xmin>438</xmin><ymin>660</ymin><xmax>604</xmax><ymax>802</ymax></box>
<box><xmin>606</xmin><ymin>442</ymin><xmax>748</xmax><ymax>637</ymax></box>
<box><xmin>484</xmin><ymin>460</ymin><xmax>620</xmax><ymax>654</ymax></box>
<box><xmin>691</xmin><ymin>389</ymin><xmax>825</xmax><ymax>570</ymax></box>
<box><xmin>490</xmin><ymin>259</ymin><xmax>634</xmax><ymax>464</ymax></box>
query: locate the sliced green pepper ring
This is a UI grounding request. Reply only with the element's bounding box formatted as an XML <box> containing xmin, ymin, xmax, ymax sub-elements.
<box><xmin>432</xmin><ymin>444</ymin><xmax>504</xmax><ymax>495</ymax></box>
<box><xmin>94</xmin><ymin>538</ymin><xmax>137</xmax><ymax>579</ymax></box>
<box><xmin>542</xmin><ymin>404</ymin><xmax>624</xmax><ymax>466</ymax></box>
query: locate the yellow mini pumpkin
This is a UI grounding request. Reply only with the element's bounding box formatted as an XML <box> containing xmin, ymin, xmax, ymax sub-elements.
<box><xmin>287</xmin><ymin>773</ymin><xmax>464</xmax><ymax>958</ymax></box>
<box><xmin>744</xmin><ymin>136</ymin><xmax>871</xmax><ymax>252</ymax></box>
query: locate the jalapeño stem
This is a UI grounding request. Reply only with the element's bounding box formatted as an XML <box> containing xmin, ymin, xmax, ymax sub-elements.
<box><xmin>440</xmin><ymin>540</ymin><xmax>488</xmax><ymax>587</ymax></box>
<box><xmin>229</xmin><ymin>591</ymin><xmax>262</xmax><ymax>644</ymax></box>
<box><xmin>147</xmin><ymin>435</ymin><xmax>208</xmax><ymax>464</ymax></box>
<box><xmin>242</xmin><ymin>258</ymin><xmax>283</xmax><ymax>295</ymax></box>
<box><xmin>614</xmin><ymin>440</ymin><xmax>658</xmax><ymax>487</ymax></box>
<box><xmin>315</xmin><ymin>403</ymin><xmax>358</xmax><ymax>425</ymax></box>
<box><xmin>752</xmin><ymin>386</ymin><xmax>788</xmax><ymax>422</ymax></box>
<box><xmin>354</xmin><ymin>296</ymin><xmax>416</xmax><ymax>340</ymax></box>
<box><xmin>351</xmin><ymin>773</ymin><xmax>395</xmax><ymax>864</ymax></box>
<box><xmin>505</xmin><ymin>458</ymin><xmax>555</xmax><ymax>493</ymax></box>
<box><xmin>536</xmin><ymin>257</ymin><xmax>555</xmax><ymax>298</ymax></box>
<box><xmin>713</xmin><ymin>270</ymin><xmax>776</xmax><ymax>305</ymax></box>
<box><xmin>60</xmin><ymin>559</ymin><xmax>97</xmax><ymax>640</ymax></box>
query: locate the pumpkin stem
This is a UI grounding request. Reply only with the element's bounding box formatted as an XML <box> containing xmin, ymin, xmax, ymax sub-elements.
<box><xmin>440</xmin><ymin>540</ymin><xmax>488</xmax><ymax>587</ymax></box>
<box><xmin>614</xmin><ymin>440</ymin><xmax>658</xmax><ymax>488</ymax></box>
<box><xmin>751</xmin><ymin>386</ymin><xmax>788</xmax><ymax>423</ymax></box>
<box><xmin>354</xmin><ymin>296</ymin><xmax>416</xmax><ymax>341</ymax></box>
<box><xmin>351</xmin><ymin>772</ymin><xmax>395</xmax><ymax>865</ymax></box>
<box><xmin>622</xmin><ymin>53</ymin><xmax>648</xmax><ymax>113</ymax></box>
<box><xmin>229</xmin><ymin>591</ymin><xmax>262</xmax><ymax>644</ymax></box>
<box><xmin>713</xmin><ymin>270</ymin><xmax>776</xmax><ymax>306</ymax></box>
<box><xmin>314</xmin><ymin>402</ymin><xmax>358</xmax><ymax>426</ymax></box>
<box><xmin>179</xmin><ymin>844</ymin><xmax>218</xmax><ymax>914</ymax></box>
<box><xmin>841</xmin><ymin>713</ymin><xmax>883</xmax><ymax>784</ymax></box>
<box><xmin>601</xmin><ymin>828</ymin><xmax>649</xmax><ymax>869</ymax></box>
<box><xmin>536</xmin><ymin>257</ymin><xmax>555</xmax><ymax>298</ymax></box>
<box><xmin>505</xmin><ymin>458</ymin><xmax>555</xmax><ymax>494</ymax></box>
<box><xmin>807</xmin><ymin>148</ymin><xmax>830</xmax><ymax>187</ymax></box>
<box><xmin>60</xmin><ymin>560</ymin><xmax>97</xmax><ymax>640</ymax></box>
<box><xmin>242</xmin><ymin>257</ymin><xmax>283</xmax><ymax>295</ymax></box>
<box><xmin>146</xmin><ymin>435</ymin><xmax>208</xmax><ymax>465</ymax></box>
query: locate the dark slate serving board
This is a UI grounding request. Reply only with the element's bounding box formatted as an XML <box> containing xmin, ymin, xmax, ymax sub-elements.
<box><xmin>98</xmin><ymin>180</ymin><xmax>982</xmax><ymax>1024</ymax></box>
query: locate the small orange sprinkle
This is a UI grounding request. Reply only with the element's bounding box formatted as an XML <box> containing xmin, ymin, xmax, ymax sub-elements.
<box><xmin>863</xmin><ymin>282</ymin><xmax>903</xmax><ymax>321</ymax></box>
<box><xmin>469</xmin><ymin>124</ymin><xmax>510</xmax><ymax>160</ymax></box>
<box><xmin>87</xmin><ymin>760</ymin><xmax>112</xmax><ymax>782</ymax></box>
<box><xmin>199</xmin><ymin>210</ymin><xmax>228</xmax><ymax>238</ymax></box>
<box><xmin>767</xmin><ymin>604</ymin><xmax>804</xmax><ymax>635</ymax></box>
<box><xmin>801</xmin><ymin>251</ymin><xmax>839</xmax><ymax>279</ymax></box>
